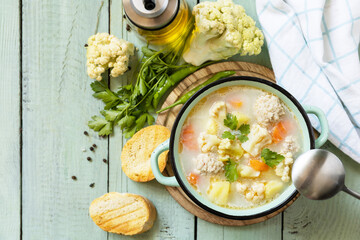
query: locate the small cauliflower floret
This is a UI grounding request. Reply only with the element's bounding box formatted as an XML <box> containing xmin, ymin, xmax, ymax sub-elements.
<box><xmin>198</xmin><ymin>132</ymin><xmax>221</xmax><ymax>152</ymax></box>
<box><xmin>241</xmin><ymin>124</ymin><xmax>272</xmax><ymax>156</ymax></box>
<box><xmin>265</xmin><ymin>180</ymin><xmax>284</xmax><ymax>199</ymax></box>
<box><xmin>254</xmin><ymin>93</ymin><xmax>285</xmax><ymax>127</ymax></box>
<box><xmin>196</xmin><ymin>153</ymin><xmax>224</xmax><ymax>175</ymax></box>
<box><xmin>235</xmin><ymin>182</ymin><xmax>248</xmax><ymax>194</ymax></box>
<box><xmin>282</xmin><ymin>136</ymin><xmax>299</xmax><ymax>153</ymax></box>
<box><xmin>86</xmin><ymin>33</ymin><xmax>134</xmax><ymax>81</ymax></box>
<box><xmin>207</xmin><ymin>180</ymin><xmax>230</xmax><ymax>205</ymax></box>
<box><xmin>218</xmin><ymin>138</ymin><xmax>244</xmax><ymax>161</ymax></box>
<box><xmin>209</xmin><ymin>101</ymin><xmax>227</xmax><ymax>120</ymax></box>
<box><xmin>206</xmin><ymin>118</ymin><xmax>219</xmax><ymax>135</ymax></box>
<box><xmin>275</xmin><ymin>152</ymin><xmax>294</xmax><ymax>182</ymax></box>
<box><xmin>183</xmin><ymin>0</ymin><xmax>264</xmax><ymax>66</ymax></box>
<box><xmin>231</xmin><ymin>112</ymin><xmax>250</xmax><ymax>128</ymax></box>
<box><xmin>237</xmin><ymin>165</ymin><xmax>260</xmax><ymax>178</ymax></box>
<box><xmin>252</xmin><ymin>182</ymin><xmax>265</xmax><ymax>199</ymax></box>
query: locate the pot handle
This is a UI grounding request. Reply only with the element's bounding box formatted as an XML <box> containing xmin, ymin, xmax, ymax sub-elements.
<box><xmin>151</xmin><ymin>139</ymin><xmax>180</xmax><ymax>187</ymax></box>
<box><xmin>303</xmin><ymin>105</ymin><xmax>329</xmax><ymax>148</ymax></box>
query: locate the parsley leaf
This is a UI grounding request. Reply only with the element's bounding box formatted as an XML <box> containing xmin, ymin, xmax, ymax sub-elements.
<box><xmin>222</xmin><ymin>131</ymin><xmax>235</xmax><ymax>140</ymax></box>
<box><xmin>238</xmin><ymin>124</ymin><xmax>250</xmax><ymax>135</ymax></box>
<box><xmin>237</xmin><ymin>123</ymin><xmax>250</xmax><ymax>143</ymax></box>
<box><xmin>224</xmin><ymin>113</ymin><xmax>238</xmax><ymax>130</ymax></box>
<box><xmin>237</xmin><ymin>135</ymin><xmax>249</xmax><ymax>143</ymax></box>
<box><xmin>261</xmin><ymin>148</ymin><xmax>285</xmax><ymax>167</ymax></box>
<box><xmin>88</xmin><ymin>116</ymin><xmax>113</xmax><ymax>136</ymax></box>
<box><xmin>224</xmin><ymin>159</ymin><xmax>238</xmax><ymax>182</ymax></box>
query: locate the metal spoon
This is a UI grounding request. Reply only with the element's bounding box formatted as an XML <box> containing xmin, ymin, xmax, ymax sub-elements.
<box><xmin>292</xmin><ymin>149</ymin><xmax>360</xmax><ymax>200</ymax></box>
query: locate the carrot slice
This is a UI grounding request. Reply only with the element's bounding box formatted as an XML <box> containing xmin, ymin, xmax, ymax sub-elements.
<box><xmin>228</xmin><ymin>99</ymin><xmax>243</xmax><ymax>108</ymax></box>
<box><xmin>272</xmin><ymin>121</ymin><xmax>289</xmax><ymax>143</ymax></box>
<box><xmin>180</xmin><ymin>124</ymin><xmax>198</xmax><ymax>150</ymax></box>
<box><xmin>250</xmin><ymin>159</ymin><xmax>269</xmax><ymax>171</ymax></box>
<box><xmin>187</xmin><ymin>173</ymin><xmax>199</xmax><ymax>185</ymax></box>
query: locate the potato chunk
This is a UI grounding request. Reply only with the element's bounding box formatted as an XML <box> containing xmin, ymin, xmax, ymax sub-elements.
<box><xmin>265</xmin><ymin>180</ymin><xmax>284</xmax><ymax>199</ymax></box>
<box><xmin>231</xmin><ymin>112</ymin><xmax>250</xmax><ymax>128</ymax></box>
<box><xmin>237</xmin><ymin>165</ymin><xmax>260</xmax><ymax>178</ymax></box>
<box><xmin>207</xmin><ymin>180</ymin><xmax>231</xmax><ymax>205</ymax></box>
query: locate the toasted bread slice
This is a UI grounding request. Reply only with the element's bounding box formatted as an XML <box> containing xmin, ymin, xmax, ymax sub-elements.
<box><xmin>89</xmin><ymin>192</ymin><xmax>156</xmax><ymax>235</ymax></box>
<box><xmin>121</xmin><ymin>125</ymin><xmax>170</xmax><ymax>182</ymax></box>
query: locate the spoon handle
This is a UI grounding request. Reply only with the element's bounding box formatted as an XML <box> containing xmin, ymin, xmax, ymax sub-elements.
<box><xmin>343</xmin><ymin>186</ymin><xmax>360</xmax><ymax>200</ymax></box>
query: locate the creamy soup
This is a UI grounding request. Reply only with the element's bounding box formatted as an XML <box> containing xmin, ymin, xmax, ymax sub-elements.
<box><xmin>179</xmin><ymin>86</ymin><xmax>302</xmax><ymax>209</ymax></box>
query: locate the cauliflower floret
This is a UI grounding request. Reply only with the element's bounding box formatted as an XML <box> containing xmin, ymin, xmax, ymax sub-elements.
<box><xmin>86</xmin><ymin>33</ymin><xmax>134</xmax><ymax>81</ymax></box>
<box><xmin>196</xmin><ymin>153</ymin><xmax>224</xmax><ymax>175</ymax></box>
<box><xmin>198</xmin><ymin>132</ymin><xmax>221</xmax><ymax>152</ymax></box>
<box><xmin>252</xmin><ymin>182</ymin><xmax>265</xmax><ymax>197</ymax></box>
<box><xmin>254</xmin><ymin>93</ymin><xmax>285</xmax><ymax>127</ymax></box>
<box><xmin>206</xmin><ymin>118</ymin><xmax>219</xmax><ymax>135</ymax></box>
<box><xmin>209</xmin><ymin>101</ymin><xmax>227</xmax><ymax>120</ymax></box>
<box><xmin>235</xmin><ymin>182</ymin><xmax>248</xmax><ymax>194</ymax></box>
<box><xmin>241</xmin><ymin>124</ymin><xmax>272</xmax><ymax>156</ymax></box>
<box><xmin>182</xmin><ymin>0</ymin><xmax>264</xmax><ymax>66</ymax></box>
<box><xmin>218</xmin><ymin>138</ymin><xmax>244</xmax><ymax>161</ymax></box>
<box><xmin>275</xmin><ymin>152</ymin><xmax>294</xmax><ymax>182</ymax></box>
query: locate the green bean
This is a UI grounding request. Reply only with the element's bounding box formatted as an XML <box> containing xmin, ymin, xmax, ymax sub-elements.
<box><xmin>156</xmin><ymin>71</ymin><xmax>236</xmax><ymax>113</ymax></box>
<box><xmin>152</xmin><ymin>62</ymin><xmax>214</xmax><ymax>108</ymax></box>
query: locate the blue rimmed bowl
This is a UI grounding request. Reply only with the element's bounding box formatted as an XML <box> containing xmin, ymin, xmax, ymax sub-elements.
<box><xmin>151</xmin><ymin>76</ymin><xmax>329</xmax><ymax>220</ymax></box>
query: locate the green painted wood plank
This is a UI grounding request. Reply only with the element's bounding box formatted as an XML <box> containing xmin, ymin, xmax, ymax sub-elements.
<box><xmin>107</xmin><ymin>0</ymin><xmax>196</xmax><ymax>239</ymax></box>
<box><xmin>196</xmin><ymin>0</ymin><xmax>280</xmax><ymax>239</ymax></box>
<box><xmin>283</xmin><ymin>141</ymin><xmax>360</xmax><ymax>240</ymax></box>
<box><xmin>21</xmin><ymin>0</ymin><xmax>109</xmax><ymax>239</ymax></box>
<box><xmin>0</xmin><ymin>0</ymin><xmax>21</xmax><ymax>239</ymax></box>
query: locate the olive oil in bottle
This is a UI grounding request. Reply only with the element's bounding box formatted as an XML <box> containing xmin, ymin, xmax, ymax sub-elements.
<box><xmin>123</xmin><ymin>0</ymin><xmax>193</xmax><ymax>48</ymax></box>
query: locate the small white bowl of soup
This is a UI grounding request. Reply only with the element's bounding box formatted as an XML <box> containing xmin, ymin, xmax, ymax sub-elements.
<box><xmin>151</xmin><ymin>76</ymin><xmax>328</xmax><ymax>220</ymax></box>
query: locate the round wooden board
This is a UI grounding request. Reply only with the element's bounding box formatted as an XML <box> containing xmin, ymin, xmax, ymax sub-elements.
<box><xmin>156</xmin><ymin>61</ymin><xmax>300</xmax><ymax>226</ymax></box>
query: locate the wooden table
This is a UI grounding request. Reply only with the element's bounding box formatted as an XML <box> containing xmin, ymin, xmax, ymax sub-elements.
<box><xmin>1</xmin><ymin>0</ymin><xmax>359</xmax><ymax>239</ymax></box>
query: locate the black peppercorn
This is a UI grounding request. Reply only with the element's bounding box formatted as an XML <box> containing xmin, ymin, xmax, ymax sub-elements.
<box><xmin>92</xmin><ymin>144</ymin><xmax>97</xmax><ymax>148</ymax></box>
<box><xmin>90</xmin><ymin>147</ymin><xmax>94</xmax><ymax>151</ymax></box>
<box><xmin>89</xmin><ymin>183</ymin><xmax>95</xmax><ymax>188</ymax></box>
<box><xmin>87</xmin><ymin>157</ymin><xmax>92</xmax><ymax>161</ymax></box>
<box><xmin>123</xmin><ymin>14</ymin><xmax>126</xmax><ymax>19</ymax></box>
<box><xmin>103</xmin><ymin>159</ymin><xmax>107</xmax><ymax>163</ymax></box>
<box><xmin>84</xmin><ymin>43</ymin><xmax>88</xmax><ymax>47</ymax></box>
<box><xmin>71</xmin><ymin>176</ymin><xmax>77</xmax><ymax>180</ymax></box>
<box><xmin>126</xmin><ymin>24</ymin><xmax>131</xmax><ymax>32</ymax></box>
<box><xmin>83</xmin><ymin>131</ymin><xmax>89</xmax><ymax>136</ymax></box>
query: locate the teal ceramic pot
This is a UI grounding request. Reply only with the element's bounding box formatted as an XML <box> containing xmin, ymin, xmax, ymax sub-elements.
<box><xmin>151</xmin><ymin>76</ymin><xmax>329</xmax><ymax>220</ymax></box>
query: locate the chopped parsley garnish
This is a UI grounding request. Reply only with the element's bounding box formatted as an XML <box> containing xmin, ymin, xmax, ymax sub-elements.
<box><xmin>224</xmin><ymin>159</ymin><xmax>238</xmax><ymax>182</ymax></box>
<box><xmin>222</xmin><ymin>131</ymin><xmax>235</xmax><ymax>140</ymax></box>
<box><xmin>261</xmin><ymin>148</ymin><xmax>285</xmax><ymax>167</ymax></box>
<box><xmin>224</xmin><ymin>113</ymin><xmax>238</xmax><ymax>130</ymax></box>
<box><xmin>222</xmin><ymin>114</ymin><xmax>250</xmax><ymax>143</ymax></box>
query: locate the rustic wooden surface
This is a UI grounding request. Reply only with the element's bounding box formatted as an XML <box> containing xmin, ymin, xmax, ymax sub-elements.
<box><xmin>0</xmin><ymin>0</ymin><xmax>359</xmax><ymax>239</ymax></box>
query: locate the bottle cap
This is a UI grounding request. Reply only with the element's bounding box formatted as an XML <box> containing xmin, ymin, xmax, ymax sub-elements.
<box><xmin>123</xmin><ymin>0</ymin><xmax>179</xmax><ymax>30</ymax></box>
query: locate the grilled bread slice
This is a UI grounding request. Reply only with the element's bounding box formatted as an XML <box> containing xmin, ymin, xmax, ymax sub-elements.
<box><xmin>121</xmin><ymin>125</ymin><xmax>170</xmax><ymax>182</ymax></box>
<box><xmin>89</xmin><ymin>192</ymin><xmax>156</xmax><ymax>235</ymax></box>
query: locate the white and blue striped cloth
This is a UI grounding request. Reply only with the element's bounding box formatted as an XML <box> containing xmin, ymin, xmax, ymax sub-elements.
<box><xmin>256</xmin><ymin>0</ymin><xmax>360</xmax><ymax>163</ymax></box>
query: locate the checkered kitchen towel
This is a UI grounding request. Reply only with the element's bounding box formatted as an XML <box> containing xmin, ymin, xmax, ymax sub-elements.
<box><xmin>256</xmin><ymin>0</ymin><xmax>360</xmax><ymax>163</ymax></box>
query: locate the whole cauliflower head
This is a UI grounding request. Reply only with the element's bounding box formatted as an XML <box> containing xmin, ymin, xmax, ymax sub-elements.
<box><xmin>86</xmin><ymin>33</ymin><xmax>135</xmax><ymax>81</ymax></box>
<box><xmin>183</xmin><ymin>0</ymin><xmax>264</xmax><ymax>66</ymax></box>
